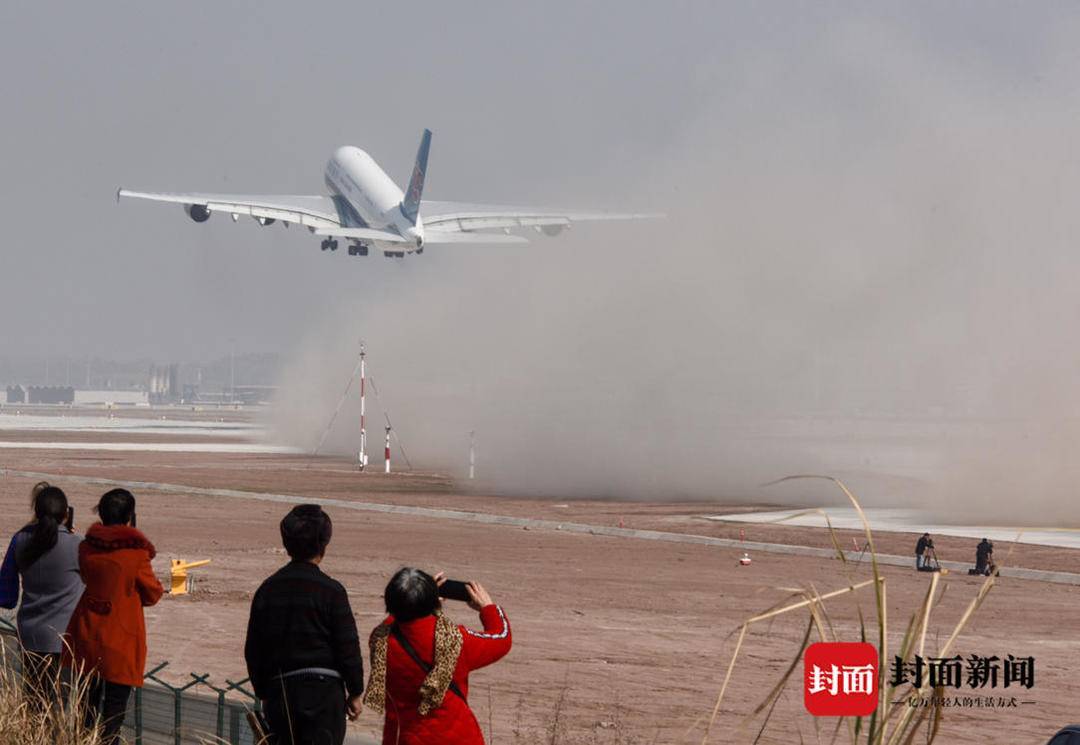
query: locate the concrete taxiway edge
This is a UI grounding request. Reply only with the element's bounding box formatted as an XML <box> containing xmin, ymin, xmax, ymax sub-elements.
<box><xmin>4</xmin><ymin>467</ymin><xmax>1078</xmax><ymax>587</ymax></box>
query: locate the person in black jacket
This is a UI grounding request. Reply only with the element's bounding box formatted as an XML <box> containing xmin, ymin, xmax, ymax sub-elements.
<box><xmin>244</xmin><ymin>505</ymin><xmax>364</xmax><ymax>745</ymax></box>
<box><xmin>975</xmin><ymin>538</ymin><xmax>994</xmax><ymax>575</ymax></box>
<box><xmin>914</xmin><ymin>533</ymin><xmax>930</xmax><ymax>570</ymax></box>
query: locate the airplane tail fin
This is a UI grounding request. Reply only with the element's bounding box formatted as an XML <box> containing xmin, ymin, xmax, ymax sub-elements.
<box><xmin>400</xmin><ymin>128</ymin><xmax>431</xmax><ymax>225</ymax></box>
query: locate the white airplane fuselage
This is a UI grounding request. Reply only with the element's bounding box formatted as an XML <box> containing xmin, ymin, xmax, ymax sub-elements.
<box><xmin>324</xmin><ymin>146</ymin><xmax>424</xmax><ymax>248</ymax></box>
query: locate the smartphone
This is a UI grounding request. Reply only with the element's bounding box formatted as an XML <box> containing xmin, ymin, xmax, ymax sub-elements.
<box><xmin>65</xmin><ymin>507</ymin><xmax>74</xmax><ymax>532</ymax></box>
<box><xmin>438</xmin><ymin>579</ymin><xmax>471</xmax><ymax>602</ymax></box>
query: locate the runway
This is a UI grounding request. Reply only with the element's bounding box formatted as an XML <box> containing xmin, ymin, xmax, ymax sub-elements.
<box><xmin>705</xmin><ymin>507</ymin><xmax>1080</xmax><ymax>549</ymax></box>
<box><xmin>0</xmin><ymin>441</ymin><xmax>300</xmax><ymax>454</ymax></box>
<box><xmin>0</xmin><ymin>413</ymin><xmax>254</xmax><ymax>436</ymax></box>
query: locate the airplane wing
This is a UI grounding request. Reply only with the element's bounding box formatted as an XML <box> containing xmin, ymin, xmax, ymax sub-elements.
<box><xmin>117</xmin><ymin>189</ymin><xmax>343</xmax><ymax>229</ymax></box>
<box><xmin>423</xmin><ymin>230</ymin><xmax>528</xmax><ymax>245</ymax></box>
<box><xmin>419</xmin><ymin>200</ymin><xmax>663</xmax><ymax>236</ymax></box>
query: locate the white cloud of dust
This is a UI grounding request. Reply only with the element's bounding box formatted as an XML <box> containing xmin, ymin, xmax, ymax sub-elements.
<box><xmin>269</xmin><ymin>13</ymin><xmax>1080</xmax><ymax>525</ymax></box>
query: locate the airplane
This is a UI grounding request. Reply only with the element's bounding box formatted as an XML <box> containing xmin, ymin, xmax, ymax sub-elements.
<box><xmin>117</xmin><ymin>129</ymin><xmax>659</xmax><ymax>258</ymax></box>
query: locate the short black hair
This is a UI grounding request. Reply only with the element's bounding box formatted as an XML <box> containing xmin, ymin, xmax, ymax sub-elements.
<box><xmin>97</xmin><ymin>488</ymin><xmax>136</xmax><ymax>526</ymax></box>
<box><xmin>280</xmin><ymin>504</ymin><xmax>332</xmax><ymax>561</ymax></box>
<box><xmin>385</xmin><ymin>567</ymin><xmax>439</xmax><ymax>622</ymax></box>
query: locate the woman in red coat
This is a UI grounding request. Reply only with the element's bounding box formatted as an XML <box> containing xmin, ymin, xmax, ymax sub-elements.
<box><xmin>66</xmin><ymin>488</ymin><xmax>163</xmax><ymax>745</ymax></box>
<box><xmin>364</xmin><ymin>569</ymin><xmax>511</xmax><ymax>745</ymax></box>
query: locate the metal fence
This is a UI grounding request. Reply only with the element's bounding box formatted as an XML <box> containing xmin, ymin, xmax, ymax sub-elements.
<box><xmin>0</xmin><ymin>617</ymin><xmax>263</xmax><ymax>744</ymax></box>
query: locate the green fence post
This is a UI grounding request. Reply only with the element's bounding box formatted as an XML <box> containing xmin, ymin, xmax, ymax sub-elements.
<box><xmin>145</xmin><ymin>664</ymin><xmax>209</xmax><ymax>745</ymax></box>
<box><xmin>226</xmin><ymin>677</ymin><xmax>259</xmax><ymax>745</ymax></box>
<box><xmin>139</xmin><ymin>662</ymin><xmax>169</xmax><ymax>745</ymax></box>
<box><xmin>201</xmin><ymin>678</ymin><xmax>233</xmax><ymax>742</ymax></box>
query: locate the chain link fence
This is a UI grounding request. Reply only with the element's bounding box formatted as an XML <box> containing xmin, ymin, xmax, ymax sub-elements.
<box><xmin>0</xmin><ymin>617</ymin><xmax>262</xmax><ymax>744</ymax></box>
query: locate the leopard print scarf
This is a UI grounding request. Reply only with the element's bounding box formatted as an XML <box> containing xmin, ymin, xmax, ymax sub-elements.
<box><xmin>364</xmin><ymin>611</ymin><xmax>464</xmax><ymax>716</ymax></box>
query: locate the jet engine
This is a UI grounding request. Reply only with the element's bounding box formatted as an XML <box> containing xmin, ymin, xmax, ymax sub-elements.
<box><xmin>185</xmin><ymin>204</ymin><xmax>211</xmax><ymax>223</ymax></box>
<box><xmin>540</xmin><ymin>224</ymin><xmax>564</xmax><ymax>237</ymax></box>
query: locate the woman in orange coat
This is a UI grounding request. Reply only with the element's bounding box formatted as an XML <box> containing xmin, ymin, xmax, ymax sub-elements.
<box><xmin>66</xmin><ymin>488</ymin><xmax>163</xmax><ymax>745</ymax></box>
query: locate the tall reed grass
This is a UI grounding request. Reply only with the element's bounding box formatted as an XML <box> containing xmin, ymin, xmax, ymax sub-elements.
<box><xmin>0</xmin><ymin>646</ymin><xmax>102</xmax><ymax>745</ymax></box>
<box><xmin>698</xmin><ymin>475</ymin><xmax>1000</xmax><ymax>744</ymax></box>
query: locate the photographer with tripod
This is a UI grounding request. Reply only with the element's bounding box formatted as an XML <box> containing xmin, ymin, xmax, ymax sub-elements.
<box><xmin>914</xmin><ymin>533</ymin><xmax>931</xmax><ymax>570</ymax></box>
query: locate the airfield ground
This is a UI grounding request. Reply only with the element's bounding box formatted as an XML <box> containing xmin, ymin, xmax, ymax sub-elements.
<box><xmin>0</xmin><ymin>419</ymin><xmax>1076</xmax><ymax>744</ymax></box>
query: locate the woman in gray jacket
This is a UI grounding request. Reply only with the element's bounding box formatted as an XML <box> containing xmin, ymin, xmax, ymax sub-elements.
<box><xmin>0</xmin><ymin>482</ymin><xmax>85</xmax><ymax>697</ymax></box>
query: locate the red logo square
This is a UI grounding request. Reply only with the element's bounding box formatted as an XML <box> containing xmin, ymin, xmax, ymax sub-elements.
<box><xmin>804</xmin><ymin>642</ymin><xmax>879</xmax><ymax>716</ymax></box>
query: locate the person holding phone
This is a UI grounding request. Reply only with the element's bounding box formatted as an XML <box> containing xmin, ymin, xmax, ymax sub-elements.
<box><xmin>65</xmin><ymin>488</ymin><xmax>163</xmax><ymax>745</ymax></box>
<box><xmin>0</xmin><ymin>482</ymin><xmax>85</xmax><ymax>701</ymax></box>
<box><xmin>364</xmin><ymin>568</ymin><xmax>512</xmax><ymax>745</ymax></box>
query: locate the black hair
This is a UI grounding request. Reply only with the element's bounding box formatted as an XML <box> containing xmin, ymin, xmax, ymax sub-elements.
<box><xmin>96</xmin><ymin>488</ymin><xmax>136</xmax><ymax>526</ymax></box>
<box><xmin>280</xmin><ymin>505</ymin><xmax>332</xmax><ymax>561</ymax></box>
<box><xmin>16</xmin><ymin>482</ymin><xmax>69</xmax><ymax>571</ymax></box>
<box><xmin>384</xmin><ymin>567</ymin><xmax>439</xmax><ymax>623</ymax></box>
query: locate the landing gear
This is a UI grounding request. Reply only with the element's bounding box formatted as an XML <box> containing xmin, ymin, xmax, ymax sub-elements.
<box><xmin>347</xmin><ymin>242</ymin><xmax>369</xmax><ymax>257</ymax></box>
<box><xmin>320</xmin><ymin>239</ymin><xmax>339</xmax><ymax>252</ymax></box>
<box><xmin>383</xmin><ymin>251</ymin><xmax>406</xmax><ymax>259</ymax></box>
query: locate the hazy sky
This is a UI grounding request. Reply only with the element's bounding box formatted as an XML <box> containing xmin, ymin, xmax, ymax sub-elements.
<box><xmin>8</xmin><ymin>3</ymin><xmax>1080</xmax><ymax>510</ymax></box>
<box><xmin>2</xmin><ymin>1</ymin><xmax>719</xmax><ymax>360</ymax></box>
<box><xmin>0</xmin><ymin>2</ymin><xmax>1065</xmax><ymax>361</ymax></box>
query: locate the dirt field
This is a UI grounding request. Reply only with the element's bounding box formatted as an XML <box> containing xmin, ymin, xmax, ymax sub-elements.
<box><xmin>0</xmin><ymin>431</ymin><xmax>1076</xmax><ymax>744</ymax></box>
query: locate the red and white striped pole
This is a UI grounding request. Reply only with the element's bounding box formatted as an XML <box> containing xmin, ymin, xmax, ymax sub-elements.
<box><xmin>384</xmin><ymin>425</ymin><xmax>392</xmax><ymax>473</ymax></box>
<box><xmin>358</xmin><ymin>345</ymin><xmax>367</xmax><ymax>471</ymax></box>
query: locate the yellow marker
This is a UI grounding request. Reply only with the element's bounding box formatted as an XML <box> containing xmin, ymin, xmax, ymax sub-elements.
<box><xmin>170</xmin><ymin>559</ymin><xmax>211</xmax><ymax>596</ymax></box>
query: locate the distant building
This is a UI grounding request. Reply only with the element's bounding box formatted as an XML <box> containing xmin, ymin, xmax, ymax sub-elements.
<box><xmin>73</xmin><ymin>390</ymin><xmax>149</xmax><ymax>406</ymax></box>
<box><xmin>5</xmin><ymin>385</ymin><xmax>25</xmax><ymax>404</ymax></box>
<box><xmin>181</xmin><ymin>383</ymin><xmax>199</xmax><ymax>404</ymax></box>
<box><xmin>27</xmin><ymin>386</ymin><xmax>74</xmax><ymax>405</ymax></box>
<box><xmin>148</xmin><ymin>364</ymin><xmax>180</xmax><ymax>405</ymax></box>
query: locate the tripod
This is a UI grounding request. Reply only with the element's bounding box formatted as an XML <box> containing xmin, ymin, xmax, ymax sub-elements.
<box><xmin>922</xmin><ymin>547</ymin><xmax>942</xmax><ymax>572</ymax></box>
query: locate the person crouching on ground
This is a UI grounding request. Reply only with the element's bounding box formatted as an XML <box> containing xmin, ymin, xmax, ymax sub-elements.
<box><xmin>65</xmin><ymin>488</ymin><xmax>163</xmax><ymax>745</ymax></box>
<box><xmin>244</xmin><ymin>505</ymin><xmax>364</xmax><ymax>745</ymax></box>
<box><xmin>0</xmin><ymin>482</ymin><xmax>85</xmax><ymax>702</ymax></box>
<box><xmin>364</xmin><ymin>568</ymin><xmax>512</xmax><ymax>745</ymax></box>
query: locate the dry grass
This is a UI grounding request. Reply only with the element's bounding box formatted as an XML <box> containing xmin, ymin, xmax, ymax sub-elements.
<box><xmin>698</xmin><ymin>475</ymin><xmax>1000</xmax><ymax>745</ymax></box>
<box><xmin>0</xmin><ymin>647</ymin><xmax>102</xmax><ymax>745</ymax></box>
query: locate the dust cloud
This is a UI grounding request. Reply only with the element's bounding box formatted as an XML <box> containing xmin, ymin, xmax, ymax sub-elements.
<box><xmin>270</xmin><ymin>16</ymin><xmax>1080</xmax><ymax>524</ymax></box>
